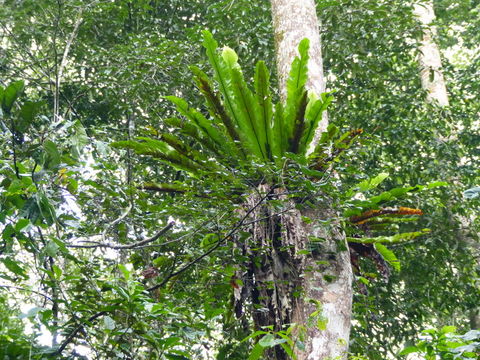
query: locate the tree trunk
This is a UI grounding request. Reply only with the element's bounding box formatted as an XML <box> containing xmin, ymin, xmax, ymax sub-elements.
<box><xmin>413</xmin><ymin>2</ymin><xmax>480</xmax><ymax>329</ymax></box>
<box><xmin>234</xmin><ymin>2</ymin><xmax>353</xmax><ymax>359</ymax></box>
<box><xmin>271</xmin><ymin>0</ymin><xmax>328</xmax><ymax>147</ymax></box>
<box><xmin>237</xmin><ymin>186</ymin><xmax>352</xmax><ymax>360</ymax></box>
<box><xmin>413</xmin><ymin>0</ymin><xmax>449</xmax><ymax>106</ymax></box>
<box><xmin>414</xmin><ymin>0</ymin><xmax>480</xmax><ymax>334</ymax></box>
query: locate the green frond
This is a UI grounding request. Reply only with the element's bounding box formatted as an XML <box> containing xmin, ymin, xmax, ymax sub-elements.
<box><xmin>363</xmin><ymin>216</ymin><xmax>420</xmax><ymax>225</ymax></box>
<box><xmin>288</xmin><ymin>89</ymin><xmax>308</xmax><ymax>154</ymax></box>
<box><xmin>366</xmin><ymin>182</ymin><xmax>446</xmax><ymax>208</ymax></box>
<box><xmin>111</xmin><ymin>139</ymin><xmax>202</xmax><ymax>174</ymax></box>
<box><xmin>254</xmin><ymin>61</ymin><xmax>273</xmax><ymax>160</ymax></box>
<box><xmin>140</xmin><ymin>135</ymin><xmax>208</xmax><ymax>167</ymax></box>
<box><xmin>284</xmin><ymin>38</ymin><xmax>310</xmax><ymax>148</ymax></box>
<box><xmin>308</xmin><ymin>124</ymin><xmax>339</xmax><ymax>169</ymax></box>
<box><xmin>190</xmin><ymin>65</ymin><xmax>243</xmax><ymax>150</ymax></box>
<box><xmin>164</xmin><ymin>117</ymin><xmax>221</xmax><ymax>157</ymax></box>
<box><xmin>346</xmin><ymin>229</ymin><xmax>431</xmax><ymax>244</ymax></box>
<box><xmin>142</xmin><ymin>182</ymin><xmax>188</xmax><ymax>193</ymax></box>
<box><xmin>272</xmin><ymin>102</ymin><xmax>286</xmax><ymax>160</ymax></box>
<box><xmin>127</xmin><ymin>35</ymin><xmax>341</xmax><ymax>176</ymax></box>
<box><xmin>286</xmin><ymin>38</ymin><xmax>310</xmax><ymax>97</ymax></box>
<box><xmin>111</xmin><ymin>139</ymin><xmax>169</xmax><ymax>156</ymax></box>
<box><xmin>201</xmin><ymin>32</ymin><xmax>246</xmax><ymax>142</ymax></box>
<box><xmin>221</xmin><ymin>47</ymin><xmax>267</xmax><ymax>160</ymax></box>
<box><xmin>154</xmin><ymin>151</ymin><xmax>203</xmax><ymax>174</ymax></box>
<box><xmin>299</xmin><ymin>92</ymin><xmax>333</xmax><ymax>154</ymax></box>
<box><xmin>202</xmin><ymin>31</ymin><xmax>268</xmax><ymax>160</ymax></box>
<box><xmin>165</xmin><ymin>95</ymin><xmax>232</xmax><ymax>154</ymax></box>
<box><xmin>374</xmin><ymin>243</ymin><xmax>401</xmax><ymax>271</ymax></box>
<box><xmin>343</xmin><ymin>182</ymin><xmax>446</xmax><ymax>218</ymax></box>
<box><xmin>201</xmin><ymin>31</ymin><xmax>235</xmax><ymax>123</ymax></box>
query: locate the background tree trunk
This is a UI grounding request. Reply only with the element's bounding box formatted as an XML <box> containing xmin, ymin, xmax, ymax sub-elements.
<box><xmin>413</xmin><ymin>0</ymin><xmax>449</xmax><ymax>106</ymax></box>
<box><xmin>237</xmin><ymin>1</ymin><xmax>353</xmax><ymax>359</ymax></box>
<box><xmin>413</xmin><ymin>1</ymin><xmax>480</xmax><ymax>329</ymax></box>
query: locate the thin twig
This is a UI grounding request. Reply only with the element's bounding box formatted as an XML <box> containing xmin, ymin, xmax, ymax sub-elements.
<box><xmin>68</xmin><ymin>221</ymin><xmax>174</xmax><ymax>249</ymax></box>
<box><xmin>9</xmin><ymin>117</ymin><xmax>20</xmax><ymax>179</ymax></box>
<box><xmin>52</xmin><ymin>311</ymin><xmax>107</xmax><ymax>355</ymax></box>
<box><xmin>53</xmin><ymin>186</ymin><xmax>277</xmax><ymax>354</ymax></box>
<box><xmin>121</xmin><ymin>215</ymin><xmax>228</xmax><ymax>250</ymax></box>
<box><xmin>57</xmin><ymin>12</ymin><xmax>83</xmax><ymax>91</ymax></box>
<box><xmin>101</xmin><ymin>203</ymin><xmax>133</xmax><ymax>243</ymax></box>
<box><xmin>0</xmin><ymin>285</ymin><xmax>53</xmax><ymax>302</ymax></box>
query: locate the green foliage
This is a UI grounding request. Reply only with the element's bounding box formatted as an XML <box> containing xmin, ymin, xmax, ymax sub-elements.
<box><xmin>374</xmin><ymin>243</ymin><xmax>400</xmax><ymax>271</ymax></box>
<box><xmin>343</xmin><ymin>173</ymin><xmax>447</xmax><ymax>275</ymax></box>
<box><xmin>0</xmin><ymin>294</ymin><xmax>52</xmax><ymax>359</ymax></box>
<box><xmin>399</xmin><ymin>326</ymin><xmax>480</xmax><ymax>359</ymax></box>
<box><xmin>241</xmin><ymin>326</ymin><xmax>298</xmax><ymax>360</ymax></box>
<box><xmin>0</xmin><ymin>0</ymin><xmax>478</xmax><ymax>359</ymax></box>
<box><xmin>113</xmin><ymin>33</ymin><xmax>431</xmax><ymax>283</ymax></box>
<box><xmin>113</xmin><ymin>31</ymin><xmax>334</xmax><ymax>176</ymax></box>
<box><xmin>347</xmin><ymin>229</ymin><xmax>430</xmax><ymax>245</ymax></box>
<box><xmin>1</xmin><ymin>80</ymin><xmax>24</xmax><ymax>114</ymax></box>
<box><xmin>325</xmin><ymin>3</ymin><xmax>479</xmax><ymax>354</ymax></box>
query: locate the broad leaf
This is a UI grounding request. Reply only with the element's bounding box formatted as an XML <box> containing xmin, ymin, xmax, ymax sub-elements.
<box><xmin>299</xmin><ymin>92</ymin><xmax>332</xmax><ymax>154</ymax></box>
<box><xmin>1</xmin><ymin>258</ymin><xmax>28</xmax><ymax>278</ymax></box>
<box><xmin>2</xmin><ymin>80</ymin><xmax>24</xmax><ymax>113</ymax></box>
<box><xmin>374</xmin><ymin>243</ymin><xmax>401</xmax><ymax>271</ymax></box>
<box><xmin>221</xmin><ymin>46</ymin><xmax>266</xmax><ymax>159</ymax></box>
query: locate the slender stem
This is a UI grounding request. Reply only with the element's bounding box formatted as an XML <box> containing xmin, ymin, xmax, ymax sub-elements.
<box><xmin>53</xmin><ymin>189</ymin><xmax>274</xmax><ymax>354</ymax></box>
<box><xmin>0</xmin><ymin>285</ymin><xmax>53</xmax><ymax>302</ymax></box>
<box><xmin>9</xmin><ymin>116</ymin><xmax>20</xmax><ymax>179</ymax></box>
<box><xmin>68</xmin><ymin>221</ymin><xmax>174</xmax><ymax>249</ymax></box>
<box><xmin>53</xmin><ymin>311</ymin><xmax>107</xmax><ymax>355</ymax></box>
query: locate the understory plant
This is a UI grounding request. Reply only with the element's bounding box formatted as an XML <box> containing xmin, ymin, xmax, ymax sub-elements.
<box><xmin>400</xmin><ymin>326</ymin><xmax>480</xmax><ymax>359</ymax></box>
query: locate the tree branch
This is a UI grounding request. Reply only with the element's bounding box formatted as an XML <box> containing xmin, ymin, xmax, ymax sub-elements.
<box><xmin>0</xmin><ymin>285</ymin><xmax>53</xmax><ymax>302</ymax></box>
<box><xmin>52</xmin><ymin>311</ymin><xmax>107</xmax><ymax>355</ymax></box>
<box><xmin>147</xmin><ymin>186</ymin><xmax>275</xmax><ymax>292</ymax></box>
<box><xmin>101</xmin><ymin>203</ymin><xmax>133</xmax><ymax>242</ymax></box>
<box><xmin>52</xmin><ymin>188</ymin><xmax>273</xmax><ymax>355</ymax></box>
<box><xmin>68</xmin><ymin>221</ymin><xmax>175</xmax><ymax>249</ymax></box>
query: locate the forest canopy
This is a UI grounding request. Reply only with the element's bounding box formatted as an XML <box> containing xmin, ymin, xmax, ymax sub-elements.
<box><xmin>0</xmin><ymin>0</ymin><xmax>479</xmax><ymax>359</ymax></box>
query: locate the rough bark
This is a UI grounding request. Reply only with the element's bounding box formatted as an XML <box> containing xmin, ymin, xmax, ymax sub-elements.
<box><xmin>235</xmin><ymin>186</ymin><xmax>352</xmax><ymax>360</ymax></box>
<box><xmin>271</xmin><ymin>0</ymin><xmax>328</xmax><ymax>147</ymax></box>
<box><xmin>413</xmin><ymin>1</ymin><xmax>449</xmax><ymax>106</ymax></box>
